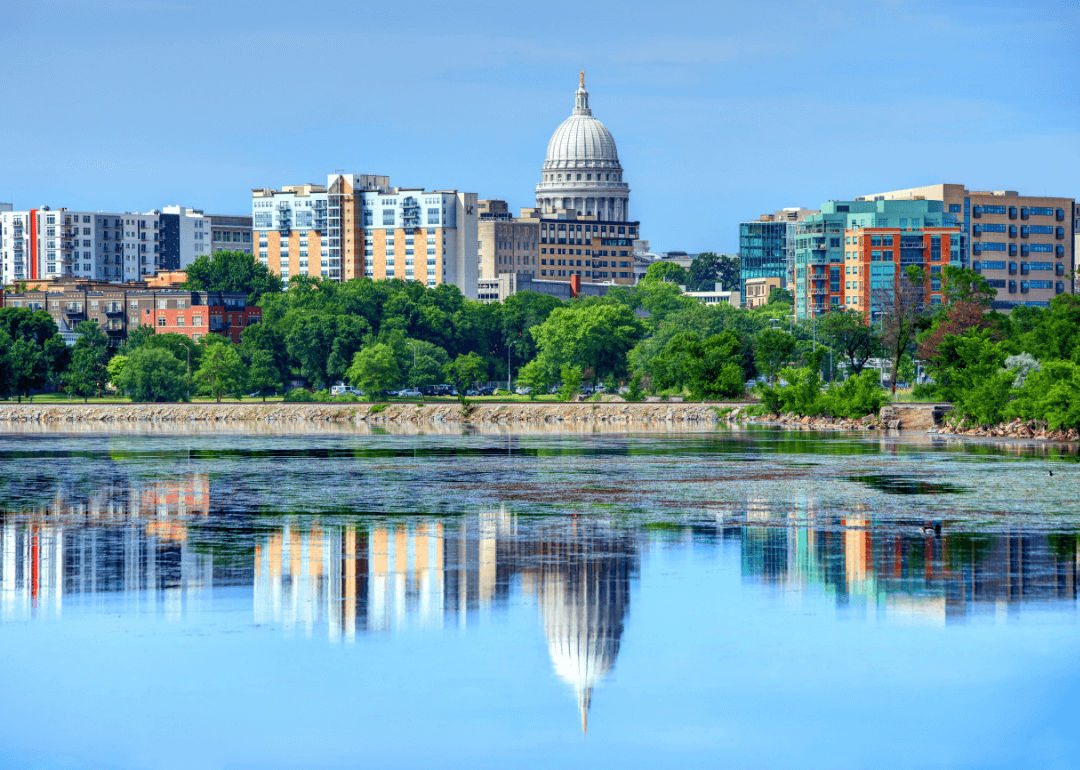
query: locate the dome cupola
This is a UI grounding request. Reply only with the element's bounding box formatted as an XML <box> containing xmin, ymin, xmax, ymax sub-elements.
<box><xmin>535</xmin><ymin>73</ymin><xmax>630</xmax><ymax>222</ymax></box>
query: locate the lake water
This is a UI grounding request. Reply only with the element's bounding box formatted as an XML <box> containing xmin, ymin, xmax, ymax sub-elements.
<box><xmin>1</xmin><ymin>428</ymin><xmax>1078</xmax><ymax>768</ymax></box>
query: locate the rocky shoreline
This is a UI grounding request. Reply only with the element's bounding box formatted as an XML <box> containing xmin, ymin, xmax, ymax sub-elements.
<box><xmin>0</xmin><ymin>401</ymin><xmax>736</xmax><ymax>429</ymax></box>
<box><xmin>0</xmin><ymin>402</ymin><xmax>1074</xmax><ymax>443</ymax></box>
<box><xmin>931</xmin><ymin>417</ymin><xmax>1080</xmax><ymax>442</ymax></box>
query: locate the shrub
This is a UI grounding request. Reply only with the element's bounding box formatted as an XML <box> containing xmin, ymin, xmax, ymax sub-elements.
<box><xmin>1006</xmin><ymin>360</ymin><xmax>1080</xmax><ymax>430</ymax></box>
<box><xmin>821</xmin><ymin>370</ymin><xmax>888</xmax><ymax>418</ymax></box>
<box><xmin>284</xmin><ymin>388</ymin><xmax>315</xmax><ymax>402</ymax></box>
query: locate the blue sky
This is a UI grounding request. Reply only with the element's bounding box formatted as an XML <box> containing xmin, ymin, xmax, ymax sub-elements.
<box><xmin>1</xmin><ymin>0</ymin><xmax>1077</xmax><ymax>252</ymax></box>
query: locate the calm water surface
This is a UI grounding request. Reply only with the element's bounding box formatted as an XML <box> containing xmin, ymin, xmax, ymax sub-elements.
<box><xmin>1</xmin><ymin>428</ymin><xmax>1078</xmax><ymax>768</ymax></box>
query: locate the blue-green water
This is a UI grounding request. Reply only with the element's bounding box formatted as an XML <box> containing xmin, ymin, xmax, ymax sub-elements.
<box><xmin>0</xmin><ymin>429</ymin><xmax>1078</xmax><ymax>767</ymax></box>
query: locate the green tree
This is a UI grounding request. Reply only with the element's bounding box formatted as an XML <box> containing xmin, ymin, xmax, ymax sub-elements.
<box><xmin>444</xmin><ymin>352</ymin><xmax>488</xmax><ymax>402</ymax></box>
<box><xmin>530</xmin><ymin>302</ymin><xmax>645</xmax><ymax>383</ymax></box>
<box><xmin>183</xmin><ymin>249</ymin><xmax>283</xmax><ymax>304</ymax></box>
<box><xmin>116</xmin><ymin>347</ymin><xmax>189</xmax><ymax>402</ymax></box>
<box><xmin>346</xmin><ymin>344</ymin><xmax>401</xmax><ymax>396</ymax></box>
<box><xmin>106</xmin><ymin>354</ymin><xmax>128</xmax><ymax>392</ymax></box>
<box><xmin>559</xmin><ymin>364</ymin><xmax>583</xmax><ymax>401</ymax></box>
<box><xmin>641</xmin><ymin>261</ymin><xmax>688</xmax><ymax>285</ymax></box>
<box><xmin>877</xmin><ymin>265</ymin><xmax>926</xmax><ymax>394</ymax></box>
<box><xmin>246</xmin><ymin>349</ymin><xmax>282</xmax><ymax>401</ymax></box>
<box><xmin>767</xmin><ymin>287</ymin><xmax>794</xmax><ymax>306</ymax></box>
<box><xmin>820</xmin><ymin>310</ymin><xmax>881</xmax><ymax>375</ymax></box>
<box><xmin>9</xmin><ymin>337</ymin><xmax>44</xmax><ymax>402</ymax></box>
<box><xmin>194</xmin><ymin>341</ymin><xmax>246</xmax><ymax>402</ymax></box>
<box><xmin>753</xmin><ymin>328</ymin><xmax>797</xmax><ymax>380</ymax></box>
<box><xmin>0</xmin><ymin>329</ymin><xmax>14</xmax><ymax>399</ymax></box>
<box><xmin>118</xmin><ymin>324</ymin><xmax>155</xmax><ymax>355</ymax></box>
<box><xmin>515</xmin><ymin>359</ymin><xmax>551</xmax><ymax>399</ymax></box>
<box><xmin>62</xmin><ymin>321</ymin><xmax>111</xmax><ymax>401</ymax></box>
<box><xmin>686</xmin><ymin>253</ymin><xmax>720</xmax><ymax>291</ymax></box>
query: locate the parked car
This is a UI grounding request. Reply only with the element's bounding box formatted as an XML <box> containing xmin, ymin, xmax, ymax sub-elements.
<box><xmin>330</xmin><ymin>383</ymin><xmax>362</xmax><ymax>397</ymax></box>
<box><xmin>515</xmin><ymin>386</ymin><xmax>531</xmax><ymax>395</ymax></box>
<box><xmin>399</xmin><ymin>387</ymin><xmax>422</xmax><ymax>398</ymax></box>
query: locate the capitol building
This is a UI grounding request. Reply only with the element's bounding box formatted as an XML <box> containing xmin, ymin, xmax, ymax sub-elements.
<box><xmin>535</xmin><ymin>72</ymin><xmax>630</xmax><ymax>222</ymax></box>
<box><xmin>477</xmin><ymin>73</ymin><xmax>641</xmax><ymax>295</ymax></box>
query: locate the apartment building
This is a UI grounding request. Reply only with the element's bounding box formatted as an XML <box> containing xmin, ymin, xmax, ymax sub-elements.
<box><xmin>794</xmin><ymin>199</ymin><xmax>961</xmax><ymax>320</ymax></box>
<box><xmin>857</xmin><ymin>184</ymin><xmax>1074</xmax><ymax>310</ymax></box>
<box><xmin>0</xmin><ymin>281</ymin><xmax>259</xmax><ymax>344</ymax></box>
<box><xmin>477</xmin><ymin>200</ymin><xmax>540</xmax><ymax>280</ymax></box>
<box><xmin>843</xmin><ymin>224</ymin><xmax>962</xmax><ymax>321</ymax></box>
<box><xmin>251</xmin><ymin>173</ymin><xmax>479</xmax><ymax>298</ymax></box>
<box><xmin>738</xmin><ymin>207</ymin><xmax>817</xmax><ymax>303</ymax></box>
<box><xmin>0</xmin><ymin>205</ymin><xmax>251</xmax><ymax>285</ymax></box>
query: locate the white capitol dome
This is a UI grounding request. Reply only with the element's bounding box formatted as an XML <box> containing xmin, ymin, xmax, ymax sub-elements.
<box><xmin>536</xmin><ymin>73</ymin><xmax>630</xmax><ymax>222</ymax></box>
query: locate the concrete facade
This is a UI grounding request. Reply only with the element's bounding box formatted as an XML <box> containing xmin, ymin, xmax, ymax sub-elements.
<box><xmin>476</xmin><ymin>272</ymin><xmax>615</xmax><ymax>303</ymax></box>
<box><xmin>0</xmin><ymin>205</ymin><xmax>249</xmax><ymax>285</ymax></box>
<box><xmin>477</xmin><ymin>200</ymin><xmax>540</xmax><ymax>280</ymax></box>
<box><xmin>857</xmin><ymin>184</ymin><xmax>1074</xmax><ymax>310</ymax></box>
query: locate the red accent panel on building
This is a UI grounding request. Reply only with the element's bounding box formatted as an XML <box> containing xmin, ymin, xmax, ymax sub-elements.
<box><xmin>570</xmin><ymin>274</ymin><xmax>581</xmax><ymax>298</ymax></box>
<box><xmin>29</xmin><ymin>209</ymin><xmax>38</xmax><ymax>281</ymax></box>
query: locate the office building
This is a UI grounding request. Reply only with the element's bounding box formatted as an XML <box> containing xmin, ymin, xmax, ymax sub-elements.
<box><xmin>538</xmin><ymin>210</ymin><xmax>638</xmax><ymax>284</ymax></box>
<box><xmin>477</xmin><ymin>200</ymin><xmax>540</xmax><ymax>280</ymax></box>
<box><xmin>857</xmin><ymin>184</ymin><xmax>1074</xmax><ymax>310</ymax></box>
<box><xmin>738</xmin><ymin>207</ymin><xmax>816</xmax><ymax>303</ymax></box>
<box><xmin>252</xmin><ymin>173</ymin><xmax>478</xmax><ymax>298</ymax></box>
<box><xmin>794</xmin><ymin>199</ymin><xmax>961</xmax><ymax>320</ymax></box>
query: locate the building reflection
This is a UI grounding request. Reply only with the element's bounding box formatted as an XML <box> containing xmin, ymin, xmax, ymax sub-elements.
<box><xmin>719</xmin><ymin>500</ymin><xmax>1080</xmax><ymax>623</ymax></box>
<box><xmin>0</xmin><ymin>475</ymin><xmax>244</xmax><ymax>621</ymax></box>
<box><xmin>251</xmin><ymin>512</ymin><xmax>636</xmax><ymax>729</ymax></box>
<box><xmin>3</xmin><ymin>485</ymin><xmax>1080</xmax><ymax>725</ymax></box>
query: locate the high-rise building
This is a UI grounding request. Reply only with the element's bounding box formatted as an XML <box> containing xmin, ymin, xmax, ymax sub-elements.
<box><xmin>1</xmin><ymin>207</ymin><xmax>160</xmax><ymax>284</ymax></box>
<box><xmin>252</xmin><ymin>173</ymin><xmax>478</xmax><ymax>298</ymax></box>
<box><xmin>0</xmin><ymin>205</ymin><xmax>250</xmax><ymax>284</ymax></box>
<box><xmin>477</xmin><ymin>200</ymin><xmax>540</xmax><ymax>280</ymax></box>
<box><xmin>535</xmin><ymin>75</ymin><xmax>639</xmax><ymax>286</ymax></box>
<box><xmin>738</xmin><ymin>207</ymin><xmax>817</xmax><ymax>304</ymax></box>
<box><xmin>857</xmin><ymin>184</ymin><xmax>1074</xmax><ymax>310</ymax></box>
<box><xmin>794</xmin><ymin>199</ymin><xmax>962</xmax><ymax>320</ymax></box>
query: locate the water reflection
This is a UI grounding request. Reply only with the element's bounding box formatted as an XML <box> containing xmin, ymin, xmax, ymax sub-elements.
<box><xmin>252</xmin><ymin>512</ymin><xmax>635</xmax><ymax>729</ymax></box>
<box><xmin>2</xmin><ymin>479</ymin><xmax>1079</xmax><ymax>731</ymax></box>
<box><xmin>724</xmin><ymin>512</ymin><xmax>1079</xmax><ymax>622</ymax></box>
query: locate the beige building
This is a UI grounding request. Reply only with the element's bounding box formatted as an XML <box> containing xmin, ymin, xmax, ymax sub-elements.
<box><xmin>477</xmin><ymin>200</ymin><xmax>540</xmax><ymax>280</ymax></box>
<box><xmin>857</xmin><ymin>183</ymin><xmax>1074</xmax><ymax>310</ymax></box>
<box><xmin>744</xmin><ymin>275</ymin><xmax>785</xmax><ymax>308</ymax></box>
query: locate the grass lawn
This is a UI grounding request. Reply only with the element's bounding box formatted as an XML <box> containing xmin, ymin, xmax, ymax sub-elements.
<box><xmin>0</xmin><ymin>394</ymin><xmax>287</xmax><ymax>404</ymax></box>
